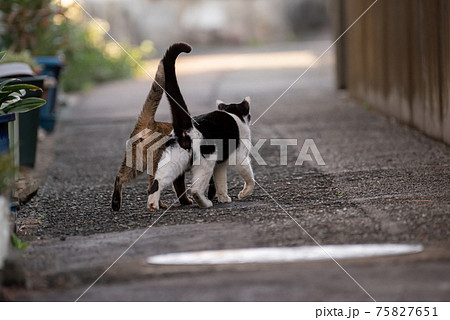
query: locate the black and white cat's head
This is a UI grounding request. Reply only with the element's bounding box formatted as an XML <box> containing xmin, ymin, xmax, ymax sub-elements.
<box><xmin>216</xmin><ymin>97</ymin><xmax>251</xmax><ymax>124</ymax></box>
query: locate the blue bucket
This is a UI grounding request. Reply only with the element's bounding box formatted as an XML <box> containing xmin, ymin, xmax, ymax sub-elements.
<box><xmin>0</xmin><ymin>113</ymin><xmax>15</xmax><ymax>153</ymax></box>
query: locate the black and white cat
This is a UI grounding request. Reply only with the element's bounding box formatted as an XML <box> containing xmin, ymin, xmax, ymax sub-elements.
<box><xmin>147</xmin><ymin>42</ymin><xmax>255</xmax><ymax>210</ymax></box>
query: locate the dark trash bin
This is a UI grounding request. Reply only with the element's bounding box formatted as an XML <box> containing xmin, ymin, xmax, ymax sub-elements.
<box><xmin>35</xmin><ymin>56</ymin><xmax>63</xmax><ymax>132</ymax></box>
<box><xmin>16</xmin><ymin>76</ymin><xmax>46</xmax><ymax>168</ymax></box>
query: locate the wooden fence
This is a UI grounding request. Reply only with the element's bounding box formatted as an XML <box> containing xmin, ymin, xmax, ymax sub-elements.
<box><xmin>335</xmin><ymin>0</ymin><xmax>450</xmax><ymax>144</ymax></box>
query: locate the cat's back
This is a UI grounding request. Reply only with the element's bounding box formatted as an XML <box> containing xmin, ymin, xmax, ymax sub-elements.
<box><xmin>194</xmin><ymin>110</ymin><xmax>240</xmax><ymax>140</ymax></box>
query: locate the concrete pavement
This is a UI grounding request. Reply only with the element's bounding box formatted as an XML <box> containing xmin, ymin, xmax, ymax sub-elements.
<box><xmin>7</xmin><ymin>41</ymin><xmax>450</xmax><ymax>301</ymax></box>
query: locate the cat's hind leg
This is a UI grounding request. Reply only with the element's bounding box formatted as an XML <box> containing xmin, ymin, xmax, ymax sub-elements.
<box><xmin>147</xmin><ymin>176</ymin><xmax>168</xmax><ymax>209</ymax></box>
<box><xmin>147</xmin><ymin>151</ymin><xmax>169</xmax><ymax>209</ymax></box>
<box><xmin>191</xmin><ymin>158</ymin><xmax>216</xmax><ymax>208</ymax></box>
<box><xmin>112</xmin><ymin>161</ymin><xmax>141</xmax><ymax>211</ymax></box>
<box><xmin>235</xmin><ymin>157</ymin><xmax>255</xmax><ymax>199</ymax></box>
<box><xmin>147</xmin><ymin>146</ymin><xmax>191</xmax><ymax>210</ymax></box>
<box><xmin>213</xmin><ymin>162</ymin><xmax>231</xmax><ymax>203</ymax></box>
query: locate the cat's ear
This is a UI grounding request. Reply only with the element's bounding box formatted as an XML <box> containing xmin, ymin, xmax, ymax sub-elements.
<box><xmin>240</xmin><ymin>97</ymin><xmax>250</xmax><ymax>115</ymax></box>
<box><xmin>216</xmin><ymin>99</ymin><xmax>225</xmax><ymax>110</ymax></box>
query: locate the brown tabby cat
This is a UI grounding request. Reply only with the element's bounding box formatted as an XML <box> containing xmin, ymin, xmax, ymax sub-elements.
<box><xmin>111</xmin><ymin>59</ymin><xmax>192</xmax><ymax>211</ymax></box>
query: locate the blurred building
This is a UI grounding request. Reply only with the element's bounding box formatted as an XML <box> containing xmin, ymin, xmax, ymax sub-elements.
<box><xmin>82</xmin><ymin>0</ymin><xmax>330</xmax><ymax>50</ymax></box>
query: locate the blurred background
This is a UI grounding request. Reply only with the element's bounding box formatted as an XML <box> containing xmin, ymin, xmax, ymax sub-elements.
<box><xmin>0</xmin><ymin>0</ymin><xmax>332</xmax><ymax>92</ymax></box>
<box><xmin>1</xmin><ymin>0</ymin><xmax>449</xmax><ymax>141</ymax></box>
<box><xmin>1</xmin><ymin>0</ymin><xmax>450</xmax><ymax>302</ymax></box>
<box><xmin>82</xmin><ymin>0</ymin><xmax>331</xmax><ymax>50</ymax></box>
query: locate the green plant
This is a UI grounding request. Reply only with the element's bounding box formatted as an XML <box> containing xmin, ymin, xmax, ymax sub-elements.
<box><xmin>0</xmin><ymin>50</ymin><xmax>47</xmax><ymax>114</ymax></box>
<box><xmin>0</xmin><ymin>1</ymin><xmax>154</xmax><ymax>92</ymax></box>
<box><xmin>60</xmin><ymin>21</ymin><xmax>132</xmax><ymax>92</ymax></box>
<box><xmin>60</xmin><ymin>20</ymin><xmax>154</xmax><ymax>92</ymax></box>
<box><xmin>11</xmin><ymin>233</ymin><xmax>27</xmax><ymax>250</ymax></box>
<box><xmin>0</xmin><ymin>79</ymin><xmax>46</xmax><ymax>114</ymax></box>
<box><xmin>0</xmin><ymin>152</ymin><xmax>13</xmax><ymax>196</ymax></box>
<box><xmin>0</xmin><ymin>0</ymin><xmax>67</xmax><ymax>56</ymax></box>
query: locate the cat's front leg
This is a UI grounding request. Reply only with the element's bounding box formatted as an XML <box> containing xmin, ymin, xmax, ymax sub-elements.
<box><xmin>217</xmin><ymin>193</ymin><xmax>231</xmax><ymax>203</ymax></box>
<box><xmin>173</xmin><ymin>173</ymin><xmax>193</xmax><ymax>205</ymax></box>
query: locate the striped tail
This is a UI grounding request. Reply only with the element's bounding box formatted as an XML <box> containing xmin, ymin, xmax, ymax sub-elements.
<box><xmin>142</xmin><ymin>61</ymin><xmax>165</xmax><ymax>127</ymax></box>
<box><xmin>134</xmin><ymin>60</ymin><xmax>165</xmax><ymax>131</ymax></box>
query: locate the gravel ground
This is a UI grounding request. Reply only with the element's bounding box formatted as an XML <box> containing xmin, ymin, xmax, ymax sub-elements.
<box><xmin>17</xmin><ymin>91</ymin><xmax>450</xmax><ymax>245</ymax></box>
<box><xmin>10</xmin><ymin>41</ymin><xmax>450</xmax><ymax>301</ymax></box>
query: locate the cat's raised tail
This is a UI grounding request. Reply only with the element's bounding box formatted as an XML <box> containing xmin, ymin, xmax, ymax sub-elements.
<box><xmin>135</xmin><ymin>60</ymin><xmax>165</xmax><ymax>129</ymax></box>
<box><xmin>163</xmin><ymin>42</ymin><xmax>193</xmax><ymax>149</ymax></box>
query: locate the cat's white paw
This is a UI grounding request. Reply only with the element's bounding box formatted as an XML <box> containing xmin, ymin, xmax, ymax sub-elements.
<box><xmin>147</xmin><ymin>195</ymin><xmax>159</xmax><ymax>210</ymax></box>
<box><xmin>193</xmin><ymin>192</ymin><xmax>213</xmax><ymax>208</ymax></box>
<box><xmin>201</xmin><ymin>199</ymin><xmax>213</xmax><ymax>208</ymax></box>
<box><xmin>238</xmin><ymin>183</ymin><xmax>254</xmax><ymax>200</ymax></box>
<box><xmin>217</xmin><ymin>194</ymin><xmax>232</xmax><ymax>203</ymax></box>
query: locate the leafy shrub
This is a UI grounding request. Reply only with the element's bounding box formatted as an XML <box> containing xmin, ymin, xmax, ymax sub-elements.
<box><xmin>0</xmin><ymin>0</ymin><xmax>67</xmax><ymax>55</ymax></box>
<box><xmin>0</xmin><ymin>0</ymin><xmax>153</xmax><ymax>92</ymax></box>
<box><xmin>60</xmin><ymin>20</ymin><xmax>153</xmax><ymax>92</ymax></box>
<box><xmin>11</xmin><ymin>233</ymin><xmax>27</xmax><ymax>250</ymax></box>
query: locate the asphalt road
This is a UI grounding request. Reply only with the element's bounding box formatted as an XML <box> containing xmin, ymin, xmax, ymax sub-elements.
<box><xmin>9</xmin><ymin>41</ymin><xmax>450</xmax><ymax>301</ymax></box>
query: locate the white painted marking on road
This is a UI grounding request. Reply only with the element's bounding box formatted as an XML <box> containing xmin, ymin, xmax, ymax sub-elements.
<box><xmin>147</xmin><ymin>244</ymin><xmax>423</xmax><ymax>265</ymax></box>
